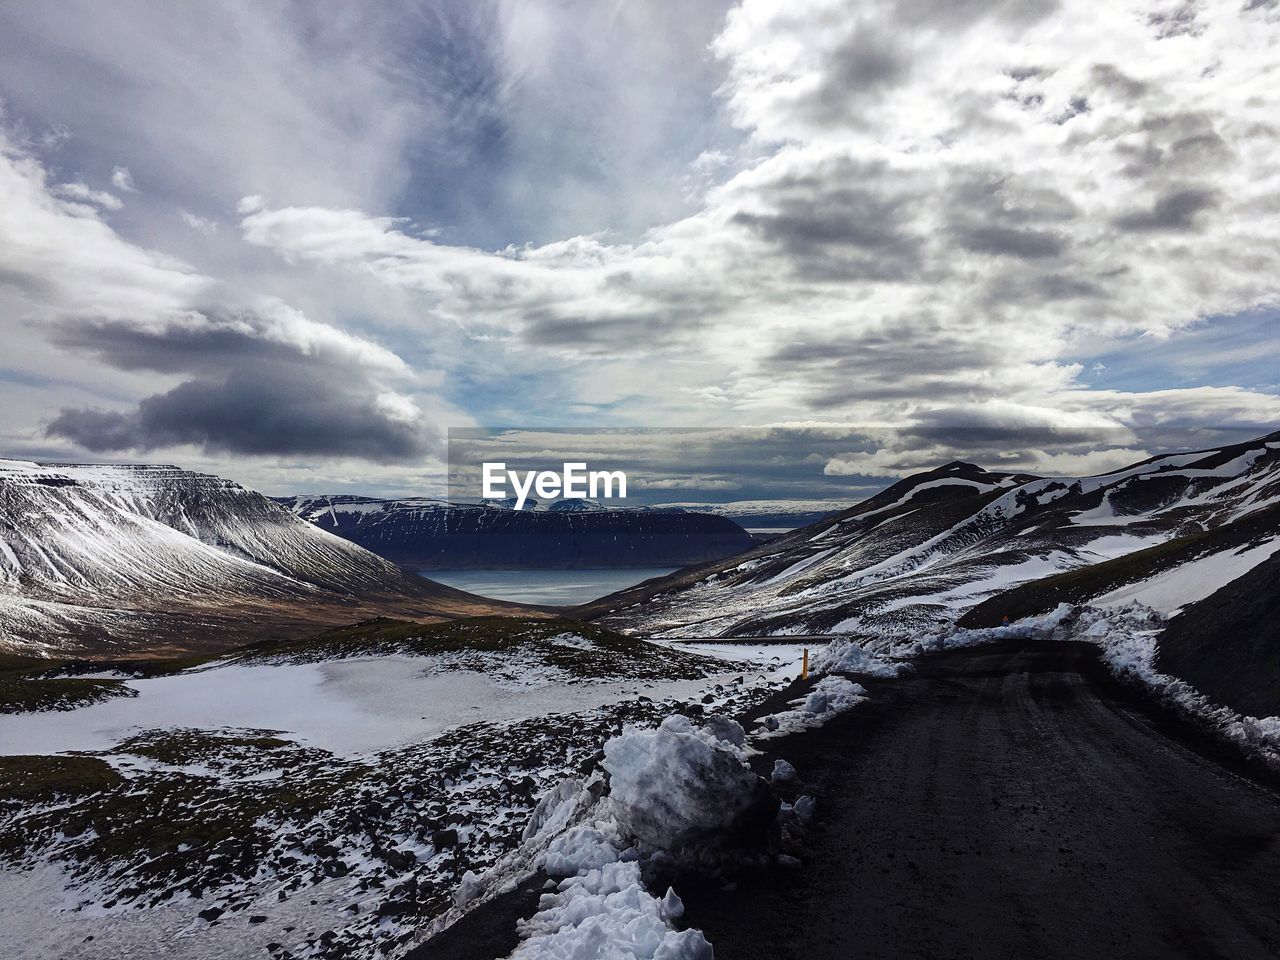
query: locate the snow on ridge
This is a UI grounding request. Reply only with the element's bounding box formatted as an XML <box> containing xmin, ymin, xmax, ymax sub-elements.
<box><xmin>647</xmin><ymin>499</ymin><xmax>852</xmax><ymax>518</ymax></box>
<box><xmin>0</xmin><ymin>459</ymin><xmax>448</xmax><ymax>652</ymax></box>
<box><xmin>609</xmin><ymin>435</ymin><xmax>1280</xmax><ymax>642</ymax></box>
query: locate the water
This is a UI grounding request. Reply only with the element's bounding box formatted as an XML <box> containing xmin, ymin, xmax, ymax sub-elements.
<box><xmin>420</xmin><ymin>567</ymin><xmax>679</xmax><ymax>607</ymax></box>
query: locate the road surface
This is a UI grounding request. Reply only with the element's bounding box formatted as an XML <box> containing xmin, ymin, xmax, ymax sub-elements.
<box><xmin>680</xmin><ymin>639</ymin><xmax>1280</xmax><ymax>959</ymax></box>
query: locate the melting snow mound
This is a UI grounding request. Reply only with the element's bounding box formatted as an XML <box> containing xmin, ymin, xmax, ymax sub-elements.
<box><xmin>603</xmin><ymin>714</ymin><xmax>772</xmax><ymax>855</ymax></box>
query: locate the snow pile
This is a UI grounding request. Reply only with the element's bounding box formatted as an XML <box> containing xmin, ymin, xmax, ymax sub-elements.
<box><xmin>603</xmin><ymin>714</ymin><xmax>771</xmax><ymax>855</ymax></box>
<box><xmin>494</xmin><ymin>714</ymin><xmax>772</xmax><ymax>959</ymax></box>
<box><xmin>755</xmin><ymin>676</ymin><xmax>868</xmax><ymax>739</ymax></box>
<box><xmin>891</xmin><ymin>603</ymin><xmax>1076</xmax><ymax>657</ymax></box>
<box><xmin>770</xmin><ymin>759</ymin><xmax>798</xmax><ymax>783</ymax></box>
<box><xmin>810</xmin><ymin>638</ymin><xmax>911</xmax><ymax>677</ymax></box>
<box><xmin>510</xmin><ymin>855</ymin><xmax>711</xmax><ymax>960</ymax></box>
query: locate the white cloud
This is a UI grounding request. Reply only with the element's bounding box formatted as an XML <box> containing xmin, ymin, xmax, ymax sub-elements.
<box><xmin>110</xmin><ymin>166</ymin><xmax>136</xmax><ymax>193</ymax></box>
<box><xmin>53</xmin><ymin>181</ymin><xmax>122</xmax><ymax>210</ymax></box>
<box><xmin>179</xmin><ymin>209</ymin><xmax>217</xmax><ymax>234</ymax></box>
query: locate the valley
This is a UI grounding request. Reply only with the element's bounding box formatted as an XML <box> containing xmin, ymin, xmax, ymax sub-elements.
<box><xmin>1</xmin><ymin>433</ymin><xmax>1278</xmax><ymax>960</ymax></box>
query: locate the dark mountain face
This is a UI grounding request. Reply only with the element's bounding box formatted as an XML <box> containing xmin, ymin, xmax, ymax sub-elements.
<box><xmin>1155</xmin><ymin>549</ymin><xmax>1280</xmax><ymax>718</ymax></box>
<box><xmin>0</xmin><ymin>462</ymin><xmax>529</xmax><ymax>656</ymax></box>
<box><xmin>277</xmin><ymin>496</ymin><xmax>758</xmax><ymax>569</ymax></box>
<box><xmin>582</xmin><ymin>432</ymin><xmax>1280</xmax><ymax>640</ymax></box>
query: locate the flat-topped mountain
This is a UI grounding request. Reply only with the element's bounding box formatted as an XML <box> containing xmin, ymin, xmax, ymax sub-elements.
<box><xmin>276</xmin><ymin>495</ymin><xmax>757</xmax><ymax>569</ymax></box>
<box><xmin>0</xmin><ymin>461</ymin><xmax>529</xmax><ymax>656</ymax></box>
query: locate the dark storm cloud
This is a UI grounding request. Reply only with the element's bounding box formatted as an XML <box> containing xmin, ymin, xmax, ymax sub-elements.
<box><xmin>1113</xmin><ymin>112</ymin><xmax>1234</xmax><ymax>180</ymax></box>
<box><xmin>982</xmin><ymin>271</ymin><xmax>1107</xmax><ymax>308</ymax></box>
<box><xmin>50</xmin><ymin>312</ymin><xmax>290</xmax><ymax>373</ymax></box>
<box><xmin>523</xmin><ymin>310</ymin><xmax>687</xmax><ymax>353</ymax></box>
<box><xmin>902</xmin><ymin>407</ymin><xmax>1123</xmax><ymax>447</ymax></box>
<box><xmin>1147</xmin><ymin>2</ymin><xmax>1203</xmax><ymax>38</ymax></box>
<box><xmin>48</xmin><ymin>364</ymin><xmax>434</xmax><ymax>460</ymax></box>
<box><xmin>43</xmin><ymin>313</ymin><xmax>435</xmax><ymax>461</ymax></box>
<box><xmin>1113</xmin><ymin>187</ymin><xmax>1218</xmax><ymax>232</ymax></box>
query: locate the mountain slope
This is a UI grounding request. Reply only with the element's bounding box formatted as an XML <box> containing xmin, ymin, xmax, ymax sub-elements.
<box><xmin>586</xmin><ymin>433</ymin><xmax>1280</xmax><ymax>639</ymax></box>
<box><xmin>1153</xmin><ymin>549</ymin><xmax>1280</xmax><ymax>719</ymax></box>
<box><xmin>0</xmin><ymin>461</ymin><xmax>530</xmax><ymax>656</ymax></box>
<box><xmin>277</xmin><ymin>495</ymin><xmax>757</xmax><ymax>569</ymax></box>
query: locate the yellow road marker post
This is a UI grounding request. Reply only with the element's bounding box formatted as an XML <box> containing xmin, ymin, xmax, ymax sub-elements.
<box><xmin>802</xmin><ymin>647</ymin><xmax>809</xmax><ymax>680</ymax></box>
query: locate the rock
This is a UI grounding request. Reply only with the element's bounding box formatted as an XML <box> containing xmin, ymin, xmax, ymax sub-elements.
<box><xmin>381</xmin><ymin>847</ymin><xmax>416</xmax><ymax>872</ymax></box>
<box><xmin>198</xmin><ymin>906</ymin><xmax>224</xmax><ymax>922</ymax></box>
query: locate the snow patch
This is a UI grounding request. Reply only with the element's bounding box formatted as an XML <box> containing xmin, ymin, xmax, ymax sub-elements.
<box><xmin>810</xmin><ymin>638</ymin><xmax>911</xmax><ymax>678</ymax></box>
<box><xmin>755</xmin><ymin>676</ymin><xmax>868</xmax><ymax>739</ymax></box>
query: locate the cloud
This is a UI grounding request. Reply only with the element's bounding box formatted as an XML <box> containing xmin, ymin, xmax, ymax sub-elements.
<box><xmin>3</xmin><ymin>0</ymin><xmax>1280</xmax><ymax>495</ymax></box>
<box><xmin>44</xmin><ymin>304</ymin><xmax>440</xmax><ymax>460</ymax></box>
<box><xmin>110</xmin><ymin>166</ymin><xmax>136</xmax><ymax>193</ymax></box>
<box><xmin>954</xmin><ymin>224</ymin><xmax>1064</xmax><ymax>258</ymax></box>
<box><xmin>53</xmin><ymin>181</ymin><xmax>123</xmax><ymax>210</ymax></box>
<box><xmin>729</xmin><ymin>159</ymin><xmax>925</xmax><ymax>280</ymax></box>
<box><xmin>0</xmin><ymin>130</ymin><xmax>444</xmax><ymax>464</ymax></box>
<box><xmin>0</xmin><ymin>131</ymin><xmax>206</xmax><ymax>321</ymax></box>
<box><xmin>236</xmin><ymin>0</ymin><xmax>1280</xmax><ymax>446</ymax></box>
<box><xmin>1112</xmin><ymin>186</ymin><xmax>1219</xmax><ymax>232</ymax></box>
<box><xmin>48</xmin><ymin>363</ymin><xmax>436</xmax><ymax>460</ymax></box>
<box><xmin>179</xmin><ymin>209</ymin><xmax>218</xmax><ymax>234</ymax></box>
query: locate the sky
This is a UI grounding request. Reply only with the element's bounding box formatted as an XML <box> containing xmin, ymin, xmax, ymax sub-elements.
<box><xmin>0</xmin><ymin>0</ymin><xmax>1277</xmax><ymax>500</ymax></box>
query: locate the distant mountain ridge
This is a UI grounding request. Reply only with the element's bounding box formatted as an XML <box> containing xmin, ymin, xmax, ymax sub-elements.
<box><xmin>583</xmin><ymin>433</ymin><xmax>1280</xmax><ymax>643</ymax></box>
<box><xmin>0</xmin><ymin>461</ymin><xmax>527</xmax><ymax>656</ymax></box>
<box><xmin>645</xmin><ymin>499</ymin><xmax>848</xmax><ymax>529</ymax></box>
<box><xmin>276</xmin><ymin>495</ymin><xmax>757</xmax><ymax>569</ymax></box>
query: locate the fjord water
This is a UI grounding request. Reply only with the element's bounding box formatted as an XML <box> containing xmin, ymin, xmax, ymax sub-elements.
<box><xmin>421</xmin><ymin>567</ymin><xmax>678</xmax><ymax>606</ymax></box>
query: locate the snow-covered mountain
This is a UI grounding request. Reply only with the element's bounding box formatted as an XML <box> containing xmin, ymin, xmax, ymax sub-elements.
<box><xmin>587</xmin><ymin>434</ymin><xmax>1280</xmax><ymax>638</ymax></box>
<box><xmin>0</xmin><ymin>461</ymin><xmax>520</xmax><ymax>655</ymax></box>
<box><xmin>276</xmin><ymin>495</ymin><xmax>757</xmax><ymax>569</ymax></box>
<box><xmin>546</xmin><ymin>497</ymin><xmax>606</xmax><ymax>513</ymax></box>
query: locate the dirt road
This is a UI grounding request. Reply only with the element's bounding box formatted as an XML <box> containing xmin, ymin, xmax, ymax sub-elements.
<box><xmin>681</xmin><ymin>640</ymin><xmax>1280</xmax><ymax>959</ymax></box>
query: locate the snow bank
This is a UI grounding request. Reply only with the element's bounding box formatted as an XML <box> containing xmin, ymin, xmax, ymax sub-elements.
<box><xmin>495</xmin><ymin>714</ymin><xmax>771</xmax><ymax>958</ymax></box>
<box><xmin>1070</xmin><ymin>604</ymin><xmax>1280</xmax><ymax>770</ymax></box>
<box><xmin>603</xmin><ymin>715</ymin><xmax>770</xmax><ymax>854</ymax></box>
<box><xmin>892</xmin><ymin>603</ymin><xmax>1076</xmax><ymax>657</ymax></box>
<box><xmin>510</xmin><ymin>856</ymin><xmax>711</xmax><ymax>960</ymax></box>
<box><xmin>754</xmin><ymin>676</ymin><xmax>868</xmax><ymax>739</ymax></box>
<box><xmin>810</xmin><ymin>637</ymin><xmax>911</xmax><ymax>677</ymax></box>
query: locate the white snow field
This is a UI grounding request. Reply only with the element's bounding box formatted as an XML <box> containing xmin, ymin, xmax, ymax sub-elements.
<box><xmin>1093</xmin><ymin>541</ymin><xmax>1278</xmax><ymax>615</ymax></box>
<box><xmin>0</xmin><ymin>628</ymin><xmax>805</xmax><ymax>960</ymax></box>
<box><xmin>0</xmin><ymin>655</ymin><xmax>751</xmax><ymax>759</ymax></box>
